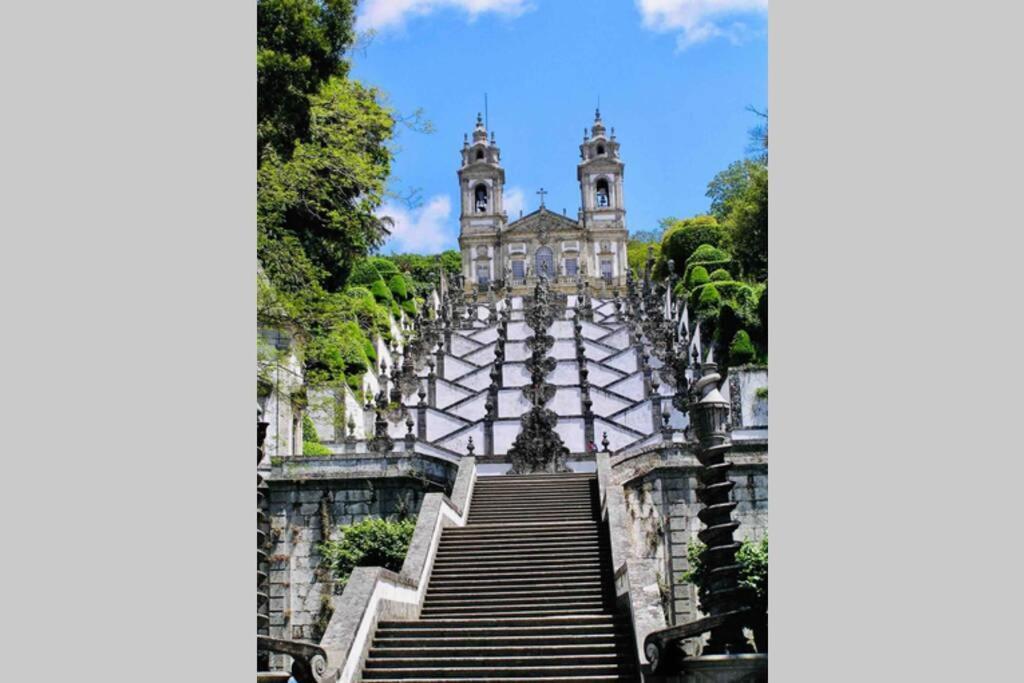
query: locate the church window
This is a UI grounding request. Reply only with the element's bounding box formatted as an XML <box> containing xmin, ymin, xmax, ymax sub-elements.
<box><xmin>601</xmin><ymin>259</ymin><xmax>613</xmax><ymax>281</ymax></box>
<box><xmin>474</xmin><ymin>184</ymin><xmax>489</xmax><ymax>213</ymax></box>
<box><xmin>597</xmin><ymin>144</ymin><xmax>605</xmax><ymax>155</ymax></box>
<box><xmin>565</xmin><ymin>258</ymin><xmax>578</xmax><ymax>276</ymax></box>
<box><xmin>595</xmin><ymin>178</ymin><xmax>610</xmax><ymax>207</ymax></box>
<box><xmin>511</xmin><ymin>260</ymin><xmax>525</xmax><ymax>279</ymax></box>
<box><xmin>475</xmin><ymin>149</ymin><xmax>484</xmax><ymax>160</ymax></box>
<box><xmin>476</xmin><ymin>263</ymin><xmax>490</xmax><ymax>286</ymax></box>
<box><xmin>535</xmin><ymin>246</ymin><xmax>555</xmax><ymax>278</ymax></box>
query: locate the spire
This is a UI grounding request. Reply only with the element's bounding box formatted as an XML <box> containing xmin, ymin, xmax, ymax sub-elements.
<box><xmin>473</xmin><ymin>112</ymin><xmax>487</xmax><ymax>143</ymax></box>
<box><xmin>591</xmin><ymin>108</ymin><xmax>606</xmax><ymax>138</ymax></box>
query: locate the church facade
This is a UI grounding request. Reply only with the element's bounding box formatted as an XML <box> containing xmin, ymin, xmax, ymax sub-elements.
<box><xmin>457</xmin><ymin>110</ymin><xmax>630</xmax><ymax>293</ymax></box>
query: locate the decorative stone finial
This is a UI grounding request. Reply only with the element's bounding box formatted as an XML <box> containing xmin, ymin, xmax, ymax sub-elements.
<box><xmin>601</xmin><ymin>432</ymin><xmax>610</xmax><ymax>453</ymax></box>
<box><xmin>466</xmin><ymin>436</ymin><xmax>475</xmax><ymax>456</ymax></box>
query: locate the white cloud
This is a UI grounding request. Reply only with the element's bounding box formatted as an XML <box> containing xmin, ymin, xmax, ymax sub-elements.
<box><xmin>378</xmin><ymin>195</ymin><xmax>456</xmax><ymax>253</ymax></box>
<box><xmin>358</xmin><ymin>0</ymin><xmax>533</xmax><ymax>32</ymax></box>
<box><xmin>636</xmin><ymin>0</ymin><xmax>767</xmax><ymax>49</ymax></box>
<box><xmin>503</xmin><ymin>186</ymin><xmax>526</xmax><ymax>218</ymax></box>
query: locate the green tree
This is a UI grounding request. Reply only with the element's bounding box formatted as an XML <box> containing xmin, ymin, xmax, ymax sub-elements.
<box><xmin>729</xmin><ymin>330</ymin><xmax>756</xmax><ymax>366</ymax></box>
<box><xmin>258</xmin><ymin>0</ymin><xmax>357</xmax><ymax>160</ymax></box>
<box><xmin>706</xmin><ymin>158</ymin><xmax>762</xmax><ymax>223</ymax></box>
<box><xmin>727</xmin><ymin>163</ymin><xmax>768</xmax><ymax>281</ymax></box>
<box><xmin>659</xmin><ymin>215</ymin><xmax>728</xmax><ymax>274</ymax></box>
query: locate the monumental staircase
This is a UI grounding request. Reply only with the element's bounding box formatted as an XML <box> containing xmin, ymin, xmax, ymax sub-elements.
<box><xmin>360</xmin><ymin>471</ymin><xmax>639</xmax><ymax>681</ymax></box>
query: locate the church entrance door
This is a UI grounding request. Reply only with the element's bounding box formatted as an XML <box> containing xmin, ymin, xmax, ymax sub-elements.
<box><xmin>535</xmin><ymin>247</ymin><xmax>554</xmax><ymax>278</ymax></box>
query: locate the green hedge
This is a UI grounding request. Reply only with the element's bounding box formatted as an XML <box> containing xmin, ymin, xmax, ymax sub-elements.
<box><xmin>687</xmin><ymin>244</ymin><xmax>731</xmax><ymax>266</ymax></box>
<box><xmin>696</xmin><ymin>284</ymin><xmax>721</xmax><ymax>317</ymax></box>
<box><xmin>387</xmin><ymin>273</ymin><xmax>409</xmax><ymax>301</ymax></box>
<box><xmin>319</xmin><ymin>517</ymin><xmax>418</xmax><ymax>587</ymax></box>
<box><xmin>729</xmin><ymin>330</ymin><xmax>756</xmax><ymax>366</ymax></box>
<box><xmin>687</xmin><ymin>265</ymin><xmax>710</xmax><ymax>289</ymax></box>
<box><xmin>659</xmin><ymin>215</ymin><xmax>728</xmax><ymax>273</ymax></box>
<box><xmin>303</xmin><ymin>441</ymin><xmax>332</xmax><ymax>456</ymax></box>
<box><xmin>684</xmin><ymin>536</ymin><xmax>768</xmax><ymax>637</ymax></box>
<box><xmin>709</xmin><ymin>268</ymin><xmax>731</xmax><ymax>282</ymax></box>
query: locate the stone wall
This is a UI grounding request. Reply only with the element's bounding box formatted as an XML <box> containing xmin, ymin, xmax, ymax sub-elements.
<box><xmin>617</xmin><ymin>447</ymin><xmax>767</xmax><ymax>630</ymax></box>
<box><xmin>265</xmin><ymin>477</ymin><xmax>438</xmax><ymax>647</ymax></box>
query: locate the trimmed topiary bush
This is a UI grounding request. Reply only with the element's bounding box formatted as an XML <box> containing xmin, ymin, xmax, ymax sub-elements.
<box><xmin>687</xmin><ymin>244</ymin><xmax>731</xmax><ymax>266</ymax></box>
<box><xmin>387</xmin><ymin>273</ymin><xmax>409</xmax><ymax>301</ymax></box>
<box><xmin>696</xmin><ymin>284</ymin><xmax>721</xmax><ymax>317</ymax></box>
<box><xmin>302</xmin><ymin>414</ymin><xmax>320</xmax><ymax>444</ymax></box>
<box><xmin>319</xmin><ymin>517</ymin><xmax>418</xmax><ymax>587</ymax></box>
<box><xmin>687</xmin><ymin>265</ymin><xmax>710</xmax><ymax>289</ymax></box>
<box><xmin>349</xmin><ymin>260</ymin><xmax>383</xmax><ymax>286</ymax></box>
<box><xmin>659</xmin><ymin>215</ymin><xmax>728</xmax><ymax>273</ymax></box>
<box><xmin>369</xmin><ymin>278</ymin><xmax>394</xmax><ymax>305</ymax></box>
<box><xmin>729</xmin><ymin>330</ymin><xmax>756</xmax><ymax>366</ymax></box>
<box><xmin>303</xmin><ymin>441</ymin><xmax>332</xmax><ymax>456</ymax></box>
<box><xmin>710</xmin><ymin>268</ymin><xmax>731</xmax><ymax>282</ymax></box>
<box><xmin>401</xmin><ymin>299</ymin><xmax>418</xmax><ymax>316</ymax></box>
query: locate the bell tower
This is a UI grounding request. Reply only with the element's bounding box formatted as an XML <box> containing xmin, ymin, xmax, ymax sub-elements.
<box><xmin>458</xmin><ymin>113</ymin><xmax>506</xmax><ymax>290</ymax></box>
<box><xmin>577</xmin><ymin>109</ymin><xmax>625</xmax><ymax>229</ymax></box>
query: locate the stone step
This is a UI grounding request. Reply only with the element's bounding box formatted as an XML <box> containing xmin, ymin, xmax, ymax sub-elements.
<box><xmin>428</xmin><ymin>567</ymin><xmax>607</xmax><ymax>581</ymax></box>
<box><xmin>365</xmin><ymin>654</ymin><xmax>622</xmax><ymax>668</ymax></box>
<box><xmin>443</xmin><ymin>527</ymin><xmax>598</xmax><ymax>540</ymax></box>
<box><xmin>467</xmin><ymin>504</ymin><xmax>595</xmax><ymax>514</ymax></box>
<box><xmin>426</xmin><ymin>581</ymin><xmax>605</xmax><ymax>595</ymax></box>
<box><xmin>446</xmin><ymin>521</ymin><xmax>599</xmax><ymax>531</ymax></box>
<box><xmin>428</xmin><ymin>557</ymin><xmax>602</xmax><ymax>573</ymax></box>
<box><xmin>369</xmin><ymin>644</ymin><xmax>627</xmax><ymax>657</ymax></box>
<box><xmin>362</xmin><ymin>663</ymin><xmax>627</xmax><ymax>679</ymax></box>
<box><xmin>435</xmin><ymin>546</ymin><xmax>604</xmax><ymax>561</ymax></box>
<box><xmin>377</xmin><ymin>615</ymin><xmax>624</xmax><ymax>629</ymax></box>
<box><xmin>466</xmin><ymin>514</ymin><xmax>596</xmax><ymax>524</ymax></box>
<box><xmin>420</xmin><ymin>605</ymin><xmax>608</xmax><ymax>618</ymax></box>
<box><xmin>360</xmin><ymin>676</ymin><xmax>634</xmax><ymax>682</ymax></box>
<box><xmin>372</xmin><ymin>634</ymin><xmax>630</xmax><ymax>648</ymax></box>
<box><xmin>469</xmin><ymin>500</ymin><xmax>595</xmax><ymax>508</ymax></box>
<box><xmin>476</xmin><ymin>474</ymin><xmax>596</xmax><ymax>482</ymax></box>
<box><xmin>439</xmin><ymin>536</ymin><xmax>602</xmax><ymax>549</ymax></box>
<box><xmin>427</xmin><ymin>570</ymin><xmax>609</xmax><ymax>586</ymax></box>
<box><xmin>424</xmin><ymin>591</ymin><xmax>607</xmax><ymax>607</ymax></box>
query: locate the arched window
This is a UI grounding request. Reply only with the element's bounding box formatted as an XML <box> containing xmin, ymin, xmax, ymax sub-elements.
<box><xmin>595</xmin><ymin>178</ymin><xmax>610</xmax><ymax>208</ymax></box>
<box><xmin>596</xmin><ymin>144</ymin><xmax>605</xmax><ymax>155</ymax></box>
<box><xmin>475</xmin><ymin>149</ymin><xmax>484</xmax><ymax>161</ymax></box>
<box><xmin>474</xmin><ymin>184</ymin><xmax>489</xmax><ymax>213</ymax></box>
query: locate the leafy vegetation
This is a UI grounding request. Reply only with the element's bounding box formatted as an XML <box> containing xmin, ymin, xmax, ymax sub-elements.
<box><xmin>729</xmin><ymin>330</ymin><xmax>756</xmax><ymax>366</ymax></box>
<box><xmin>683</xmin><ymin>536</ymin><xmax>768</xmax><ymax>646</ymax></box>
<box><xmin>319</xmin><ymin>517</ymin><xmax>418</xmax><ymax>587</ymax></box>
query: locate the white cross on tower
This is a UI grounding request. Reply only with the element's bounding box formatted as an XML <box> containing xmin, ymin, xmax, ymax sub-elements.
<box><xmin>536</xmin><ymin>187</ymin><xmax>548</xmax><ymax>207</ymax></box>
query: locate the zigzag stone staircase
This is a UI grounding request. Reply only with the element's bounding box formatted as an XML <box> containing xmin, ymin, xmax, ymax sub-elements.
<box><xmin>361</xmin><ymin>472</ymin><xmax>639</xmax><ymax>681</ymax></box>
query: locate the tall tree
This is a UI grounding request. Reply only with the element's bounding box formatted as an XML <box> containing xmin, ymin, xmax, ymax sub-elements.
<box><xmin>258</xmin><ymin>0</ymin><xmax>357</xmax><ymax>161</ymax></box>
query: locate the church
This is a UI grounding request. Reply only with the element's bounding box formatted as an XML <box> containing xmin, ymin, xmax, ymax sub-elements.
<box><xmin>457</xmin><ymin>110</ymin><xmax>630</xmax><ymax>293</ymax></box>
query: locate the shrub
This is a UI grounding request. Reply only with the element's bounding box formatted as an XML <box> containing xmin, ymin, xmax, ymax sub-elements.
<box><xmin>302</xmin><ymin>414</ymin><xmax>320</xmax><ymax>444</ymax></box>
<box><xmin>729</xmin><ymin>330</ymin><xmax>756</xmax><ymax>366</ymax></box>
<box><xmin>660</xmin><ymin>215</ymin><xmax>728</xmax><ymax>273</ymax></box>
<box><xmin>349</xmin><ymin>260</ymin><xmax>383</xmax><ymax>287</ymax></box>
<box><xmin>687</xmin><ymin>266</ymin><xmax>710</xmax><ymax>289</ymax></box>
<box><xmin>755</xmin><ymin>387</ymin><xmax>768</xmax><ymax>399</ymax></box>
<box><xmin>401</xmin><ymin>299</ymin><xmax>418</xmax><ymax>316</ymax></box>
<box><xmin>387</xmin><ymin>273</ymin><xmax>409</xmax><ymax>301</ymax></box>
<box><xmin>709</xmin><ymin>268</ymin><xmax>731</xmax><ymax>282</ymax></box>
<box><xmin>688</xmin><ymin>244</ymin><xmax>731</xmax><ymax>266</ymax></box>
<box><xmin>319</xmin><ymin>517</ymin><xmax>418</xmax><ymax>587</ymax></box>
<box><xmin>369</xmin><ymin>278</ymin><xmax>394</xmax><ymax>305</ymax></box>
<box><xmin>696</xmin><ymin>284</ymin><xmax>721</xmax><ymax>317</ymax></box>
<box><xmin>303</xmin><ymin>441</ymin><xmax>332</xmax><ymax>456</ymax></box>
<box><xmin>368</xmin><ymin>256</ymin><xmax>401</xmax><ymax>280</ymax></box>
<box><xmin>683</xmin><ymin>536</ymin><xmax>768</xmax><ymax>636</ymax></box>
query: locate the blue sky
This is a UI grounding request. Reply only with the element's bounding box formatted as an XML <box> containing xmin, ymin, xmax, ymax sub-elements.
<box><xmin>350</xmin><ymin>0</ymin><xmax>767</xmax><ymax>254</ymax></box>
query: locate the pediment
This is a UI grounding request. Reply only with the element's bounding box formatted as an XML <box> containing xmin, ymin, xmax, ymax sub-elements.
<box><xmin>503</xmin><ymin>208</ymin><xmax>581</xmax><ymax>237</ymax></box>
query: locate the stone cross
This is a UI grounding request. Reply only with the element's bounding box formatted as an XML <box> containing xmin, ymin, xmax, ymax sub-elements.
<box><xmin>536</xmin><ymin>187</ymin><xmax>547</xmax><ymax>207</ymax></box>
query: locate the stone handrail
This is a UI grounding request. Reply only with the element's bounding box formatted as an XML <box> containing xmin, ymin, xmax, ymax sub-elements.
<box><xmin>257</xmin><ymin>636</ymin><xmax>329</xmax><ymax>683</ymax></box>
<box><xmin>596</xmin><ymin>452</ymin><xmax>670</xmax><ymax>676</ymax></box>
<box><xmin>317</xmin><ymin>456</ymin><xmax>477</xmax><ymax>683</ymax></box>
